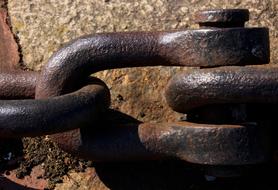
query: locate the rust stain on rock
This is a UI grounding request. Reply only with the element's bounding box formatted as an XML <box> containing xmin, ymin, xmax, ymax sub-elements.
<box><xmin>0</xmin><ymin>9</ymin><xmax>19</xmax><ymax>70</ymax></box>
<box><xmin>2</xmin><ymin>165</ymin><xmax>47</xmax><ymax>189</ymax></box>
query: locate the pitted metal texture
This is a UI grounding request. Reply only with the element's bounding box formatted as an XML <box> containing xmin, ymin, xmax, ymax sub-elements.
<box><xmin>0</xmin><ymin>77</ymin><xmax>110</xmax><ymax>138</ymax></box>
<box><xmin>35</xmin><ymin>8</ymin><xmax>269</xmax><ymax>98</ymax></box>
<box><xmin>165</xmin><ymin>66</ymin><xmax>278</xmax><ymax>113</ymax></box>
<box><xmin>0</xmin><ymin>70</ymin><xmax>38</xmax><ymax>99</ymax></box>
<box><xmin>0</xmin><ymin>9</ymin><xmax>275</xmax><ymax>170</ymax></box>
<box><xmin>58</xmin><ymin>112</ymin><xmax>270</xmax><ymax>165</ymax></box>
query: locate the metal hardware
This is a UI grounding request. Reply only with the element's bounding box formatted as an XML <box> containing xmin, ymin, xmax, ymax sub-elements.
<box><xmin>165</xmin><ymin>66</ymin><xmax>278</xmax><ymax>112</ymax></box>
<box><xmin>55</xmin><ymin>111</ymin><xmax>269</xmax><ymax>165</ymax></box>
<box><xmin>0</xmin><ymin>9</ymin><xmax>275</xmax><ymax>174</ymax></box>
<box><xmin>35</xmin><ymin>9</ymin><xmax>269</xmax><ymax>98</ymax></box>
<box><xmin>0</xmin><ymin>74</ymin><xmax>110</xmax><ymax>137</ymax></box>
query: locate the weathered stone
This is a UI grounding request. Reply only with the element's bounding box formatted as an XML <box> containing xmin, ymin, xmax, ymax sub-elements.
<box><xmin>55</xmin><ymin>168</ymin><xmax>108</xmax><ymax>190</ymax></box>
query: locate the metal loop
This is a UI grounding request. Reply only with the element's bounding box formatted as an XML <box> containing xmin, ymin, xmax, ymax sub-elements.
<box><xmin>35</xmin><ymin>28</ymin><xmax>269</xmax><ymax>98</ymax></box>
<box><xmin>0</xmin><ymin>74</ymin><xmax>110</xmax><ymax>138</ymax></box>
<box><xmin>165</xmin><ymin>66</ymin><xmax>278</xmax><ymax>113</ymax></box>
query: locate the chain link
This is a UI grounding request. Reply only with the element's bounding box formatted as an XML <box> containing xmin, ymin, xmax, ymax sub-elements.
<box><xmin>0</xmin><ymin>9</ymin><xmax>275</xmax><ymax>177</ymax></box>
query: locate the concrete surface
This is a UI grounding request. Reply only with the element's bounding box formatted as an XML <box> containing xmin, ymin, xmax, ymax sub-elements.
<box><xmin>3</xmin><ymin>0</ymin><xmax>278</xmax><ymax>189</ymax></box>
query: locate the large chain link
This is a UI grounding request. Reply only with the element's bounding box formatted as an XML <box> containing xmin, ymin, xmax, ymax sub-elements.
<box><xmin>0</xmin><ymin>9</ymin><xmax>275</xmax><ymax>176</ymax></box>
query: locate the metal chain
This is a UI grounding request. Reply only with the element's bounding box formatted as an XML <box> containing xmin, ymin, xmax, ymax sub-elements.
<box><xmin>0</xmin><ymin>9</ymin><xmax>275</xmax><ymax>177</ymax></box>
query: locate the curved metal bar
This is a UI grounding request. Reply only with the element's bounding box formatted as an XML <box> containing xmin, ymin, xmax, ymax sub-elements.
<box><xmin>0</xmin><ymin>70</ymin><xmax>38</xmax><ymax>99</ymax></box>
<box><xmin>139</xmin><ymin>121</ymin><xmax>269</xmax><ymax>165</ymax></box>
<box><xmin>50</xmin><ymin>110</ymin><xmax>269</xmax><ymax>165</ymax></box>
<box><xmin>165</xmin><ymin>66</ymin><xmax>278</xmax><ymax>113</ymax></box>
<box><xmin>0</xmin><ymin>82</ymin><xmax>110</xmax><ymax>138</ymax></box>
<box><xmin>36</xmin><ymin>28</ymin><xmax>269</xmax><ymax>98</ymax></box>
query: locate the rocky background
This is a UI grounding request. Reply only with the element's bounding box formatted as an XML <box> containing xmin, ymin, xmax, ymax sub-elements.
<box><xmin>0</xmin><ymin>0</ymin><xmax>277</xmax><ymax>189</ymax></box>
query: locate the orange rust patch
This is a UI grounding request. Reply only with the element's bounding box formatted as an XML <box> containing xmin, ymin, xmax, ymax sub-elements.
<box><xmin>0</xmin><ymin>9</ymin><xmax>19</xmax><ymax>70</ymax></box>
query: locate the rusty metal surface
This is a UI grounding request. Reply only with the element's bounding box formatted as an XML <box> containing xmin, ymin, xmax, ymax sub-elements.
<box><xmin>35</xmin><ymin>28</ymin><xmax>269</xmax><ymax>98</ymax></box>
<box><xmin>28</xmin><ymin>9</ymin><xmax>272</xmax><ymax>167</ymax></box>
<box><xmin>0</xmin><ymin>80</ymin><xmax>110</xmax><ymax>137</ymax></box>
<box><xmin>51</xmin><ymin>110</ymin><xmax>270</xmax><ymax>165</ymax></box>
<box><xmin>50</xmin><ymin>110</ymin><xmax>155</xmax><ymax>161</ymax></box>
<box><xmin>1</xmin><ymin>64</ymin><xmax>272</xmax><ymax>166</ymax></box>
<box><xmin>140</xmin><ymin>121</ymin><xmax>270</xmax><ymax>165</ymax></box>
<box><xmin>165</xmin><ymin>66</ymin><xmax>278</xmax><ymax>113</ymax></box>
<box><xmin>0</xmin><ymin>70</ymin><xmax>38</xmax><ymax>99</ymax></box>
<box><xmin>0</xmin><ymin>9</ymin><xmax>274</xmax><ymax>170</ymax></box>
<box><xmin>195</xmin><ymin>9</ymin><xmax>249</xmax><ymax>27</ymax></box>
<box><xmin>35</xmin><ymin>9</ymin><xmax>270</xmax><ymax>98</ymax></box>
<box><xmin>0</xmin><ymin>7</ymin><xmax>276</xmax><ymax>189</ymax></box>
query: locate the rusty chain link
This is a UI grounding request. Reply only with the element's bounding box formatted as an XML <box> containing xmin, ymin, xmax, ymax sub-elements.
<box><xmin>0</xmin><ymin>9</ymin><xmax>276</xmax><ymax>176</ymax></box>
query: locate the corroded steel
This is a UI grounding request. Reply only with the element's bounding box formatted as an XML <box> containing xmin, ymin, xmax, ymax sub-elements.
<box><xmin>165</xmin><ymin>66</ymin><xmax>278</xmax><ymax>113</ymax></box>
<box><xmin>35</xmin><ymin>18</ymin><xmax>269</xmax><ymax>98</ymax></box>
<box><xmin>140</xmin><ymin>121</ymin><xmax>270</xmax><ymax>165</ymax></box>
<box><xmin>30</xmin><ymin>9</ymin><xmax>272</xmax><ymax>166</ymax></box>
<box><xmin>0</xmin><ymin>70</ymin><xmax>38</xmax><ymax>99</ymax></box>
<box><xmin>50</xmin><ymin>110</ymin><xmax>270</xmax><ymax>165</ymax></box>
<box><xmin>0</xmin><ymin>79</ymin><xmax>110</xmax><ymax>137</ymax></box>
<box><xmin>0</xmin><ymin>65</ymin><xmax>274</xmax><ymax>165</ymax></box>
<box><xmin>0</xmin><ymin>9</ymin><xmax>273</xmax><ymax>168</ymax></box>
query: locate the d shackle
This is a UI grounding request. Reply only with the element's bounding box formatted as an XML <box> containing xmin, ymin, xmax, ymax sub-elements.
<box><xmin>32</xmin><ymin>9</ymin><xmax>270</xmax><ymax>167</ymax></box>
<box><xmin>35</xmin><ymin>9</ymin><xmax>269</xmax><ymax>98</ymax></box>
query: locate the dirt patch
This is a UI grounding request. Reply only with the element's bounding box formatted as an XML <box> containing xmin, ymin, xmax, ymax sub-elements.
<box><xmin>0</xmin><ymin>137</ymin><xmax>92</xmax><ymax>189</ymax></box>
